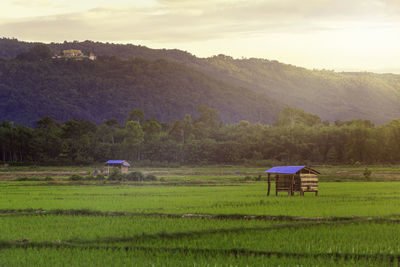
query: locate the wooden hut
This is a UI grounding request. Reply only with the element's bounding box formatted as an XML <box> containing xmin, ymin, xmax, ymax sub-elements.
<box><xmin>265</xmin><ymin>166</ymin><xmax>319</xmax><ymax>196</ymax></box>
<box><xmin>105</xmin><ymin>160</ymin><xmax>130</xmax><ymax>174</ymax></box>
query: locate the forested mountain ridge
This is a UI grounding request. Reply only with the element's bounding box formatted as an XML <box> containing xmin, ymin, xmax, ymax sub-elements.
<box><xmin>0</xmin><ymin>38</ymin><xmax>198</xmax><ymax>64</ymax></box>
<box><xmin>0</xmin><ymin>46</ymin><xmax>282</xmax><ymax>126</ymax></box>
<box><xmin>1</xmin><ymin>38</ymin><xmax>400</xmax><ymax>124</ymax></box>
<box><xmin>198</xmin><ymin>56</ymin><xmax>400</xmax><ymax>124</ymax></box>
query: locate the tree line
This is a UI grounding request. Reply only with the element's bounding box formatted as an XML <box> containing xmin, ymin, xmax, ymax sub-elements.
<box><xmin>1</xmin><ymin>106</ymin><xmax>400</xmax><ymax>166</ymax></box>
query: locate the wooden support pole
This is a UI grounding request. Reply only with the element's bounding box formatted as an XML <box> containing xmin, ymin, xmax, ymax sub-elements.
<box><xmin>299</xmin><ymin>174</ymin><xmax>304</xmax><ymax>196</ymax></box>
<box><xmin>290</xmin><ymin>174</ymin><xmax>294</xmax><ymax>196</ymax></box>
<box><xmin>267</xmin><ymin>173</ymin><xmax>271</xmax><ymax>196</ymax></box>
<box><xmin>275</xmin><ymin>175</ymin><xmax>278</xmax><ymax>196</ymax></box>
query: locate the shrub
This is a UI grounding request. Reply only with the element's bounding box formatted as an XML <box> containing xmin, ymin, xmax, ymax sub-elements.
<box><xmin>95</xmin><ymin>174</ymin><xmax>105</xmax><ymax>180</ymax></box>
<box><xmin>69</xmin><ymin>174</ymin><xmax>83</xmax><ymax>181</ymax></box>
<box><xmin>84</xmin><ymin>175</ymin><xmax>95</xmax><ymax>181</ymax></box>
<box><xmin>108</xmin><ymin>168</ymin><xmax>123</xmax><ymax>180</ymax></box>
<box><xmin>144</xmin><ymin>174</ymin><xmax>157</xmax><ymax>181</ymax></box>
<box><xmin>363</xmin><ymin>168</ymin><xmax>372</xmax><ymax>179</ymax></box>
<box><xmin>244</xmin><ymin>176</ymin><xmax>252</xmax><ymax>181</ymax></box>
<box><xmin>16</xmin><ymin>177</ymin><xmax>54</xmax><ymax>181</ymax></box>
<box><xmin>125</xmin><ymin>171</ymin><xmax>144</xmax><ymax>181</ymax></box>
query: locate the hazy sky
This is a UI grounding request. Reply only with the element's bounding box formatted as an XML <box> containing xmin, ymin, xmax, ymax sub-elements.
<box><xmin>1</xmin><ymin>0</ymin><xmax>400</xmax><ymax>73</ymax></box>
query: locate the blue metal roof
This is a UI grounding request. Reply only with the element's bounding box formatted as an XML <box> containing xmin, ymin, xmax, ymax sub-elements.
<box><xmin>265</xmin><ymin>166</ymin><xmax>306</xmax><ymax>174</ymax></box>
<box><xmin>105</xmin><ymin>160</ymin><xmax>130</xmax><ymax>167</ymax></box>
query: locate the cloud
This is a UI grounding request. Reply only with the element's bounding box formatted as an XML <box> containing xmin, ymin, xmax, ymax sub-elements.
<box><xmin>1</xmin><ymin>0</ymin><xmax>400</xmax><ymax>43</ymax></box>
<box><xmin>12</xmin><ymin>0</ymin><xmax>53</xmax><ymax>7</ymax></box>
<box><xmin>154</xmin><ymin>0</ymin><xmax>397</xmax><ymax>18</ymax></box>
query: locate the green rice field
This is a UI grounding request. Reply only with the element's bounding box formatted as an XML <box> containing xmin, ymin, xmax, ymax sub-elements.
<box><xmin>0</xmin><ymin>165</ymin><xmax>400</xmax><ymax>266</ymax></box>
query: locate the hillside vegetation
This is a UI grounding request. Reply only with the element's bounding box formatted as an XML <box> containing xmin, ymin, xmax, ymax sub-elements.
<box><xmin>199</xmin><ymin>55</ymin><xmax>400</xmax><ymax>124</ymax></box>
<box><xmin>0</xmin><ymin>44</ymin><xmax>281</xmax><ymax>126</ymax></box>
<box><xmin>1</xmin><ymin>38</ymin><xmax>400</xmax><ymax>124</ymax></box>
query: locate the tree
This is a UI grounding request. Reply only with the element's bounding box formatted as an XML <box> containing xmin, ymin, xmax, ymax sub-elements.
<box><xmin>60</xmin><ymin>119</ymin><xmax>97</xmax><ymax>162</ymax></box>
<box><xmin>196</xmin><ymin>105</ymin><xmax>219</xmax><ymax>129</ymax></box>
<box><xmin>123</xmin><ymin>121</ymin><xmax>144</xmax><ymax>160</ymax></box>
<box><xmin>0</xmin><ymin>121</ymin><xmax>15</xmax><ymax>161</ymax></box>
<box><xmin>104</xmin><ymin>118</ymin><xmax>119</xmax><ymax>144</ymax></box>
<box><xmin>169</xmin><ymin>120</ymin><xmax>185</xmax><ymax>143</ymax></box>
<box><xmin>62</xmin><ymin>119</ymin><xmax>96</xmax><ymax>139</ymax></box>
<box><xmin>36</xmin><ymin>116</ymin><xmax>59</xmax><ymax>129</ymax></box>
<box><xmin>33</xmin><ymin>116</ymin><xmax>62</xmax><ymax>161</ymax></box>
<box><xmin>326</xmin><ymin>146</ymin><xmax>338</xmax><ymax>163</ymax></box>
<box><xmin>143</xmin><ymin>118</ymin><xmax>162</xmax><ymax>143</ymax></box>
<box><xmin>127</xmin><ymin>109</ymin><xmax>145</xmax><ymax>124</ymax></box>
<box><xmin>275</xmin><ymin>107</ymin><xmax>322</xmax><ymax>127</ymax></box>
<box><xmin>16</xmin><ymin>44</ymin><xmax>51</xmax><ymax>61</ymax></box>
<box><xmin>105</xmin><ymin>118</ymin><xmax>118</xmax><ymax>128</ymax></box>
<box><xmin>14</xmin><ymin>126</ymin><xmax>34</xmax><ymax>162</ymax></box>
<box><xmin>192</xmin><ymin>105</ymin><xmax>220</xmax><ymax>139</ymax></box>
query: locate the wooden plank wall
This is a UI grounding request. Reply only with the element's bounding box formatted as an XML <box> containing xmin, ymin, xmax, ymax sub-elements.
<box><xmin>300</xmin><ymin>173</ymin><xmax>318</xmax><ymax>192</ymax></box>
<box><xmin>276</xmin><ymin>175</ymin><xmax>292</xmax><ymax>190</ymax></box>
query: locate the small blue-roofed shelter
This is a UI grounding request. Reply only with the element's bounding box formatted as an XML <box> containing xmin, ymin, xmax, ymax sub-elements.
<box><xmin>265</xmin><ymin>166</ymin><xmax>320</xmax><ymax>196</ymax></box>
<box><xmin>105</xmin><ymin>160</ymin><xmax>131</xmax><ymax>174</ymax></box>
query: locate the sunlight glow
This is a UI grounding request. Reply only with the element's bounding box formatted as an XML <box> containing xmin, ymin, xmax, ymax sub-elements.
<box><xmin>1</xmin><ymin>0</ymin><xmax>399</xmax><ymax>72</ymax></box>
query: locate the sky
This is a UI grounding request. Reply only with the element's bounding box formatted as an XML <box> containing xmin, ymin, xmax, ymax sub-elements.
<box><xmin>1</xmin><ymin>0</ymin><xmax>400</xmax><ymax>73</ymax></box>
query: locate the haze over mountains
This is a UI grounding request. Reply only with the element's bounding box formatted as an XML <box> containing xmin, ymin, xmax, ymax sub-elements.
<box><xmin>1</xmin><ymin>38</ymin><xmax>400</xmax><ymax>125</ymax></box>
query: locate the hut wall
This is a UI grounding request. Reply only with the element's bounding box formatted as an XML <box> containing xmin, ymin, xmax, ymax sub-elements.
<box><xmin>300</xmin><ymin>173</ymin><xmax>318</xmax><ymax>192</ymax></box>
<box><xmin>120</xmin><ymin>166</ymin><xmax>129</xmax><ymax>174</ymax></box>
<box><xmin>294</xmin><ymin>174</ymin><xmax>302</xmax><ymax>191</ymax></box>
<box><xmin>276</xmin><ymin>175</ymin><xmax>292</xmax><ymax>191</ymax></box>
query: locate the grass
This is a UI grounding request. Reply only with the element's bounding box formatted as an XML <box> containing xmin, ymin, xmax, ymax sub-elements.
<box><xmin>1</xmin><ymin>165</ymin><xmax>400</xmax><ymax>266</ymax></box>
<box><xmin>0</xmin><ymin>215</ymin><xmax>399</xmax><ymax>266</ymax></box>
<box><xmin>2</xmin><ymin>164</ymin><xmax>400</xmax><ymax>182</ymax></box>
<box><xmin>0</xmin><ymin>215</ymin><xmax>289</xmax><ymax>243</ymax></box>
<box><xmin>1</xmin><ymin>182</ymin><xmax>400</xmax><ymax>217</ymax></box>
<box><xmin>2</xmin><ymin>247</ymin><xmax>392</xmax><ymax>267</ymax></box>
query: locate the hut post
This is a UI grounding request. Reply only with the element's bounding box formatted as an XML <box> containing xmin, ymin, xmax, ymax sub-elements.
<box><xmin>290</xmin><ymin>174</ymin><xmax>294</xmax><ymax>196</ymax></box>
<box><xmin>267</xmin><ymin>173</ymin><xmax>271</xmax><ymax>196</ymax></box>
<box><xmin>275</xmin><ymin>175</ymin><xmax>279</xmax><ymax>196</ymax></box>
<box><xmin>299</xmin><ymin>173</ymin><xmax>304</xmax><ymax>196</ymax></box>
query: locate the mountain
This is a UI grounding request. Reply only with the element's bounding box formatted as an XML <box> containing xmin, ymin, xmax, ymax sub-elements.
<box><xmin>1</xmin><ymin>38</ymin><xmax>400</xmax><ymax>124</ymax></box>
<box><xmin>0</xmin><ymin>48</ymin><xmax>282</xmax><ymax>126</ymax></box>
<box><xmin>193</xmin><ymin>56</ymin><xmax>400</xmax><ymax>124</ymax></box>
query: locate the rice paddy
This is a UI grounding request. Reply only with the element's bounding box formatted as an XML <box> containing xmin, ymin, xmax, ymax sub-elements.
<box><xmin>0</xmin><ymin>165</ymin><xmax>400</xmax><ymax>266</ymax></box>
